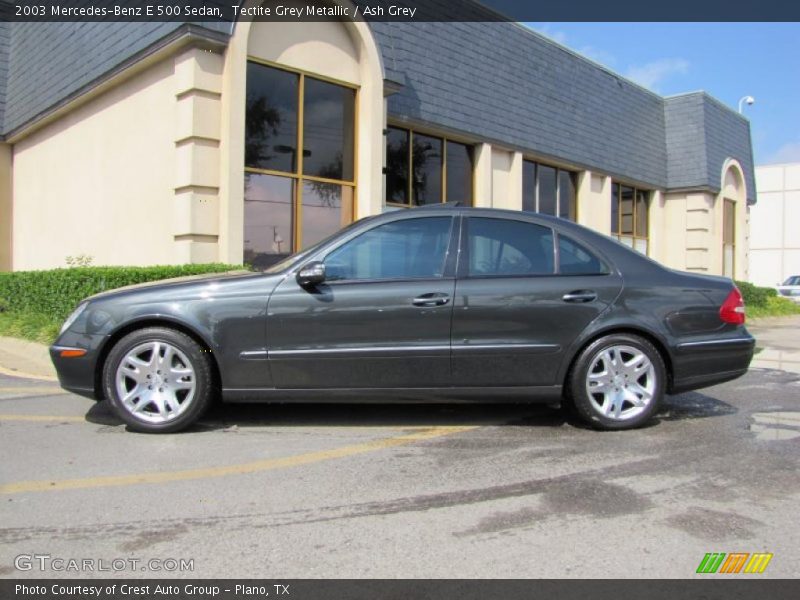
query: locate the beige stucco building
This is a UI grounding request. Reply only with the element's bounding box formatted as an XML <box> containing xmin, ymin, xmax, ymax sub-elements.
<box><xmin>0</xmin><ymin>8</ymin><xmax>756</xmax><ymax>275</ymax></box>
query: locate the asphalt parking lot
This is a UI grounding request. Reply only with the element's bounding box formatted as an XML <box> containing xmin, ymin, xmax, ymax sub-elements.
<box><xmin>1</xmin><ymin>358</ymin><xmax>798</xmax><ymax>579</ymax></box>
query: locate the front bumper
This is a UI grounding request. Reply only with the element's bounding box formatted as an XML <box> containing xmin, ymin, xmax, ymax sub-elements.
<box><xmin>50</xmin><ymin>336</ymin><xmax>107</xmax><ymax>400</ymax></box>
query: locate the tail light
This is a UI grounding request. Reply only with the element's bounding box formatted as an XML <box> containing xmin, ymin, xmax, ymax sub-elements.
<box><xmin>719</xmin><ymin>287</ymin><xmax>746</xmax><ymax>325</ymax></box>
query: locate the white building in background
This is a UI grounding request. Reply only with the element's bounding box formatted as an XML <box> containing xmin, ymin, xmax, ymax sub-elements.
<box><xmin>750</xmin><ymin>163</ymin><xmax>800</xmax><ymax>286</ymax></box>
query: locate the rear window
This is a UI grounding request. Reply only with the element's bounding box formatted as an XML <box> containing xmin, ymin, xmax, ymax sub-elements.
<box><xmin>558</xmin><ymin>235</ymin><xmax>608</xmax><ymax>275</ymax></box>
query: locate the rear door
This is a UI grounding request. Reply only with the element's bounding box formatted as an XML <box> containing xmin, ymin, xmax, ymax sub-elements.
<box><xmin>451</xmin><ymin>216</ymin><xmax>622</xmax><ymax>387</ymax></box>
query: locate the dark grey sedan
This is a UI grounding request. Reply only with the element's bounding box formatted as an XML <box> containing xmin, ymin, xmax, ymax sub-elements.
<box><xmin>51</xmin><ymin>206</ymin><xmax>754</xmax><ymax>433</ymax></box>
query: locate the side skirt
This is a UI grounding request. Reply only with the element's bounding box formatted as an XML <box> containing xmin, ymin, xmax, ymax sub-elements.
<box><xmin>222</xmin><ymin>386</ymin><xmax>563</xmax><ymax>404</ymax></box>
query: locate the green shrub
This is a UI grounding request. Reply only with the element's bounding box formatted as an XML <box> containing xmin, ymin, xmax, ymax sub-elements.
<box><xmin>0</xmin><ymin>264</ymin><xmax>247</xmax><ymax>321</ymax></box>
<box><xmin>747</xmin><ymin>295</ymin><xmax>800</xmax><ymax>319</ymax></box>
<box><xmin>735</xmin><ymin>280</ymin><xmax>777</xmax><ymax>308</ymax></box>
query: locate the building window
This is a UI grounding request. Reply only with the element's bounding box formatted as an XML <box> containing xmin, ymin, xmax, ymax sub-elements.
<box><xmin>522</xmin><ymin>160</ymin><xmax>577</xmax><ymax>221</ymax></box>
<box><xmin>385</xmin><ymin>126</ymin><xmax>474</xmax><ymax>207</ymax></box>
<box><xmin>244</xmin><ymin>60</ymin><xmax>356</xmax><ymax>269</ymax></box>
<box><xmin>611</xmin><ymin>183</ymin><xmax>649</xmax><ymax>255</ymax></box>
<box><xmin>723</xmin><ymin>199</ymin><xmax>735</xmax><ymax>278</ymax></box>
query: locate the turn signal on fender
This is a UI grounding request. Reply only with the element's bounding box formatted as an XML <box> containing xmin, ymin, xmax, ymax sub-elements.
<box><xmin>59</xmin><ymin>349</ymin><xmax>87</xmax><ymax>358</ymax></box>
<box><xmin>719</xmin><ymin>287</ymin><xmax>746</xmax><ymax>325</ymax></box>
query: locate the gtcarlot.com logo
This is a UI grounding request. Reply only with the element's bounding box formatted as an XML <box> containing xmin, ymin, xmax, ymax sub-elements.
<box><xmin>696</xmin><ymin>552</ymin><xmax>773</xmax><ymax>574</ymax></box>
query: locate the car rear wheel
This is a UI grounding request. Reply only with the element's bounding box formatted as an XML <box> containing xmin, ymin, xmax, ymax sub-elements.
<box><xmin>103</xmin><ymin>327</ymin><xmax>213</xmax><ymax>433</ymax></box>
<box><xmin>567</xmin><ymin>333</ymin><xmax>665</xmax><ymax>430</ymax></box>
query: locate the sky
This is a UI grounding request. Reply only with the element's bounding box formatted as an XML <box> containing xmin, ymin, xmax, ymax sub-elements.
<box><xmin>524</xmin><ymin>23</ymin><xmax>800</xmax><ymax>166</ymax></box>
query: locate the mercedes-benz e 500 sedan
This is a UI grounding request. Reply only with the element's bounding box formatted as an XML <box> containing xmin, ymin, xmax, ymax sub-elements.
<box><xmin>51</xmin><ymin>206</ymin><xmax>755</xmax><ymax>433</ymax></box>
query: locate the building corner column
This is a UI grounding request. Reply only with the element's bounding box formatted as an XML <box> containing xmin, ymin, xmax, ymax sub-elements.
<box><xmin>473</xmin><ymin>143</ymin><xmax>492</xmax><ymax>207</ymax></box>
<box><xmin>173</xmin><ymin>47</ymin><xmax>224</xmax><ymax>264</ymax></box>
<box><xmin>0</xmin><ymin>143</ymin><xmax>11</xmax><ymax>271</ymax></box>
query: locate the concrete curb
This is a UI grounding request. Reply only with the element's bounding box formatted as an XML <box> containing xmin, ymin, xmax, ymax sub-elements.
<box><xmin>0</xmin><ymin>336</ymin><xmax>58</xmax><ymax>381</ymax></box>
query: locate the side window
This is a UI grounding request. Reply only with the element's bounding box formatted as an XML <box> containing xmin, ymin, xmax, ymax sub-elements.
<box><xmin>558</xmin><ymin>235</ymin><xmax>607</xmax><ymax>275</ymax></box>
<box><xmin>324</xmin><ymin>217</ymin><xmax>453</xmax><ymax>282</ymax></box>
<box><xmin>467</xmin><ymin>218</ymin><xmax>554</xmax><ymax>277</ymax></box>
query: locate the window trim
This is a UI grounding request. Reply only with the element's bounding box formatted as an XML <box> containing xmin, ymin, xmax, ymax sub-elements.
<box><xmin>384</xmin><ymin>124</ymin><xmax>475</xmax><ymax>208</ymax></box>
<box><xmin>522</xmin><ymin>158</ymin><xmax>578</xmax><ymax>221</ymax></box>
<box><xmin>245</xmin><ymin>57</ymin><xmax>359</xmax><ymax>252</ymax></box>
<box><xmin>611</xmin><ymin>182</ymin><xmax>650</xmax><ymax>255</ymax></box>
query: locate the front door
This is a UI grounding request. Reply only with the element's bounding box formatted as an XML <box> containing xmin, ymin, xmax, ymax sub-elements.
<box><xmin>266</xmin><ymin>215</ymin><xmax>458</xmax><ymax>389</ymax></box>
<box><xmin>451</xmin><ymin>216</ymin><xmax>623</xmax><ymax>387</ymax></box>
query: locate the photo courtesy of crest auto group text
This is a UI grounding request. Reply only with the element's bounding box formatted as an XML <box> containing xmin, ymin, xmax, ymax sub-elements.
<box><xmin>0</xmin><ymin>0</ymin><xmax>798</xmax><ymax>597</ymax></box>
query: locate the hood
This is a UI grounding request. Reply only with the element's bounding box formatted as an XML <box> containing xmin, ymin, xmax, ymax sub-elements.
<box><xmin>85</xmin><ymin>270</ymin><xmax>263</xmax><ymax>303</ymax></box>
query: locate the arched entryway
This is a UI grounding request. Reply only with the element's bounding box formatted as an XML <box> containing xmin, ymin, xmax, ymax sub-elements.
<box><xmin>718</xmin><ymin>159</ymin><xmax>747</xmax><ymax>280</ymax></box>
<box><xmin>217</xmin><ymin>2</ymin><xmax>385</xmax><ymax>266</ymax></box>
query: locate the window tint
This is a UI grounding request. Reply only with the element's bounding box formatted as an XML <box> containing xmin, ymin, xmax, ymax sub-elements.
<box><xmin>467</xmin><ymin>218</ymin><xmax>554</xmax><ymax>277</ymax></box>
<box><xmin>386</xmin><ymin>127</ymin><xmax>409</xmax><ymax>204</ymax></box>
<box><xmin>413</xmin><ymin>135</ymin><xmax>443</xmax><ymax>205</ymax></box>
<box><xmin>445</xmin><ymin>141</ymin><xmax>474</xmax><ymax>204</ymax></box>
<box><xmin>558</xmin><ymin>236</ymin><xmax>607</xmax><ymax>275</ymax></box>
<box><xmin>302</xmin><ymin>77</ymin><xmax>355</xmax><ymax>181</ymax></box>
<box><xmin>324</xmin><ymin>217</ymin><xmax>453</xmax><ymax>281</ymax></box>
<box><xmin>537</xmin><ymin>165</ymin><xmax>557</xmax><ymax>216</ymax></box>
<box><xmin>245</xmin><ymin>63</ymin><xmax>299</xmax><ymax>173</ymax></box>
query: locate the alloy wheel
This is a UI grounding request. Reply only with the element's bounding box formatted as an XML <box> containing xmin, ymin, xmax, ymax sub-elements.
<box><xmin>584</xmin><ymin>344</ymin><xmax>656</xmax><ymax>421</ymax></box>
<box><xmin>114</xmin><ymin>341</ymin><xmax>196</xmax><ymax>424</ymax></box>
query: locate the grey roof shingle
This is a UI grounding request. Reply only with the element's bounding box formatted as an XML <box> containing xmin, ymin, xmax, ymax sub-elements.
<box><xmin>0</xmin><ymin>17</ymin><xmax>755</xmax><ymax>202</ymax></box>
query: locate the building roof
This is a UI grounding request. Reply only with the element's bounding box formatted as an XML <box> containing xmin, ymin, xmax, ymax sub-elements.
<box><xmin>0</xmin><ymin>16</ymin><xmax>755</xmax><ymax>201</ymax></box>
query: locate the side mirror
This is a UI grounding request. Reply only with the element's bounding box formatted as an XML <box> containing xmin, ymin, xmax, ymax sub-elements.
<box><xmin>296</xmin><ymin>261</ymin><xmax>326</xmax><ymax>287</ymax></box>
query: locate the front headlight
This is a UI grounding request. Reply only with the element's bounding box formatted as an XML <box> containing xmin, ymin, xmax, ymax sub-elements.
<box><xmin>60</xmin><ymin>302</ymin><xmax>88</xmax><ymax>335</ymax></box>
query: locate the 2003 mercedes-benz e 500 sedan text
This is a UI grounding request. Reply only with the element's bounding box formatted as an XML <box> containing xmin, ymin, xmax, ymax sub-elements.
<box><xmin>51</xmin><ymin>206</ymin><xmax>755</xmax><ymax>433</ymax></box>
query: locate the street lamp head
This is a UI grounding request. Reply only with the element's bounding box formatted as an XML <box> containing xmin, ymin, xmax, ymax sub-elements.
<box><xmin>738</xmin><ymin>95</ymin><xmax>756</xmax><ymax>114</ymax></box>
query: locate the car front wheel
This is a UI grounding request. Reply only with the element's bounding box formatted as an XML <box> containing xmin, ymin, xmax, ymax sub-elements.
<box><xmin>102</xmin><ymin>327</ymin><xmax>213</xmax><ymax>433</ymax></box>
<box><xmin>567</xmin><ymin>333</ymin><xmax>665</xmax><ymax>430</ymax></box>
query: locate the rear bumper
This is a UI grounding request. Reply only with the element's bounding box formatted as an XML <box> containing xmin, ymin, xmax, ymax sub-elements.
<box><xmin>670</xmin><ymin>335</ymin><xmax>755</xmax><ymax>394</ymax></box>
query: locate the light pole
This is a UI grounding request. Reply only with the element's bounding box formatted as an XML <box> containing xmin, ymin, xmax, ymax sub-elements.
<box><xmin>738</xmin><ymin>95</ymin><xmax>755</xmax><ymax>114</ymax></box>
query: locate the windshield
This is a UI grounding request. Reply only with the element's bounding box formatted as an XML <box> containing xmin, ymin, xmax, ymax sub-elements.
<box><xmin>783</xmin><ymin>276</ymin><xmax>800</xmax><ymax>286</ymax></box>
<box><xmin>261</xmin><ymin>218</ymin><xmax>374</xmax><ymax>274</ymax></box>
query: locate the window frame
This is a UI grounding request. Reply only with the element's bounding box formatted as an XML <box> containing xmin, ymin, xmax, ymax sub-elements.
<box><xmin>316</xmin><ymin>215</ymin><xmax>459</xmax><ymax>285</ymax></box>
<box><xmin>610</xmin><ymin>182</ymin><xmax>651</xmax><ymax>255</ymax></box>
<box><xmin>722</xmin><ymin>198</ymin><xmax>736</xmax><ymax>278</ymax></box>
<box><xmin>384</xmin><ymin>125</ymin><xmax>475</xmax><ymax>208</ymax></box>
<box><xmin>244</xmin><ymin>57</ymin><xmax>359</xmax><ymax>252</ymax></box>
<box><xmin>522</xmin><ymin>159</ymin><xmax>578</xmax><ymax>221</ymax></box>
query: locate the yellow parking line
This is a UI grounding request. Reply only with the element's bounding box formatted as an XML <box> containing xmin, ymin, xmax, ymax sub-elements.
<box><xmin>0</xmin><ymin>425</ymin><xmax>476</xmax><ymax>495</ymax></box>
<box><xmin>0</xmin><ymin>414</ymin><xmax>84</xmax><ymax>422</ymax></box>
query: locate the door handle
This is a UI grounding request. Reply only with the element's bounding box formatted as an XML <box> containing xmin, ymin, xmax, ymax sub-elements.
<box><xmin>562</xmin><ymin>290</ymin><xmax>597</xmax><ymax>303</ymax></box>
<box><xmin>412</xmin><ymin>293</ymin><xmax>451</xmax><ymax>307</ymax></box>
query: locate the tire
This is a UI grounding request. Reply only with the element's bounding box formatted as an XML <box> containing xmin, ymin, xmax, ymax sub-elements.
<box><xmin>566</xmin><ymin>333</ymin><xmax>665</xmax><ymax>430</ymax></box>
<box><xmin>102</xmin><ymin>327</ymin><xmax>214</xmax><ymax>433</ymax></box>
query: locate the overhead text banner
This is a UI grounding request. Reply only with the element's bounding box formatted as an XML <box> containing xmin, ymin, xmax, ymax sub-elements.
<box><xmin>1</xmin><ymin>0</ymin><xmax>800</xmax><ymax>23</ymax></box>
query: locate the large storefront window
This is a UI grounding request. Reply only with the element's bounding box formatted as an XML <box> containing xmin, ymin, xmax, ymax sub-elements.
<box><xmin>244</xmin><ymin>60</ymin><xmax>356</xmax><ymax>269</ymax></box>
<box><xmin>385</xmin><ymin>126</ymin><xmax>474</xmax><ymax>207</ymax></box>
<box><xmin>611</xmin><ymin>183</ymin><xmax>650</xmax><ymax>255</ymax></box>
<box><xmin>522</xmin><ymin>160</ymin><xmax>576</xmax><ymax>221</ymax></box>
